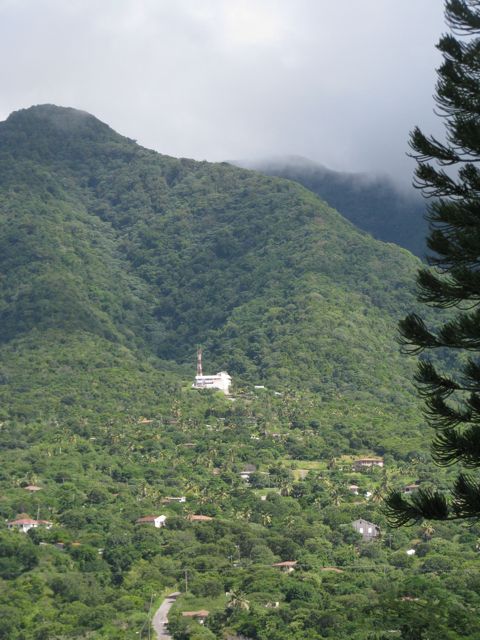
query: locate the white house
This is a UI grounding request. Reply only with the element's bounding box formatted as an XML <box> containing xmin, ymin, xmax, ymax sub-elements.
<box><xmin>193</xmin><ymin>371</ymin><xmax>232</xmax><ymax>395</ymax></box>
<box><xmin>352</xmin><ymin>457</ymin><xmax>384</xmax><ymax>471</ymax></box>
<box><xmin>135</xmin><ymin>515</ymin><xmax>167</xmax><ymax>528</ymax></box>
<box><xmin>7</xmin><ymin>517</ymin><xmax>52</xmax><ymax>533</ymax></box>
<box><xmin>192</xmin><ymin>348</ymin><xmax>232</xmax><ymax>394</ymax></box>
<box><xmin>239</xmin><ymin>464</ymin><xmax>257</xmax><ymax>482</ymax></box>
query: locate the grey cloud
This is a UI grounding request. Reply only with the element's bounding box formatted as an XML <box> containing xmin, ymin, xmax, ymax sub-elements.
<box><xmin>0</xmin><ymin>0</ymin><xmax>445</xmax><ymax>184</ymax></box>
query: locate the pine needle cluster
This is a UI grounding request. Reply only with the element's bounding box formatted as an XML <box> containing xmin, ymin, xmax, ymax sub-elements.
<box><xmin>385</xmin><ymin>0</ymin><xmax>480</xmax><ymax>525</ymax></box>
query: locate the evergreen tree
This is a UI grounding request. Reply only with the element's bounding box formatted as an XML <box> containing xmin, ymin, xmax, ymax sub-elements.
<box><xmin>385</xmin><ymin>0</ymin><xmax>480</xmax><ymax>525</ymax></box>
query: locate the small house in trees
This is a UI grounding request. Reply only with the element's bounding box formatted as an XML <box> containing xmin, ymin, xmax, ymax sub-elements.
<box><xmin>187</xmin><ymin>514</ymin><xmax>213</xmax><ymax>522</ymax></box>
<box><xmin>182</xmin><ymin>610</ymin><xmax>209</xmax><ymax>624</ymax></box>
<box><xmin>24</xmin><ymin>485</ymin><xmax>42</xmax><ymax>492</ymax></box>
<box><xmin>352</xmin><ymin>519</ymin><xmax>380</xmax><ymax>541</ymax></box>
<box><xmin>161</xmin><ymin>496</ymin><xmax>186</xmax><ymax>504</ymax></box>
<box><xmin>402</xmin><ymin>483</ymin><xmax>419</xmax><ymax>494</ymax></box>
<box><xmin>135</xmin><ymin>515</ymin><xmax>167</xmax><ymax>528</ymax></box>
<box><xmin>348</xmin><ymin>484</ymin><xmax>360</xmax><ymax>495</ymax></box>
<box><xmin>239</xmin><ymin>464</ymin><xmax>257</xmax><ymax>481</ymax></box>
<box><xmin>7</xmin><ymin>516</ymin><xmax>52</xmax><ymax>533</ymax></box>
<box><xmin>352</xmin><ymin>457</ymin><xmax>384</xmax><ymax>471</ymax></box>
<box><xmin>272</xmin><ymin>560</ymin><xmax>297</xmax><ymax>573</ymax></box>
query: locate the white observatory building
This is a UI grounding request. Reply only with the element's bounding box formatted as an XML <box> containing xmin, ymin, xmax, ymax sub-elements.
<box><xmin>192</xmin><ymin>348</ymin><xmax>232</xmax><ymax>395</ymax></box>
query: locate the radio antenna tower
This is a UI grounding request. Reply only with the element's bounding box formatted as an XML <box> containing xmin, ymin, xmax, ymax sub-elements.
<box><xmin>196</xmin><ymin>347</ymin><xmax>203</xmax><ymax>376</ymax></box>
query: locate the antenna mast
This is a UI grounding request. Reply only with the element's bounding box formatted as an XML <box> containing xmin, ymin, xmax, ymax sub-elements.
<box><xmin>197</xmin><ymin>347</ymin><xmax>203</xmax><ymax>376</ymax></box>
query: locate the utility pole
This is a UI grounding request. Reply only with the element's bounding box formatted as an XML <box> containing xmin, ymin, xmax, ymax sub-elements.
<box><xmin>147</xmin><ymin>592</ymin><xmax>155</xmax><ymax>640</ymax></box>
<box><xmin>197</xmin><ymin>347</ymin><xmax>203</xmax><ymax>376</ymax></box>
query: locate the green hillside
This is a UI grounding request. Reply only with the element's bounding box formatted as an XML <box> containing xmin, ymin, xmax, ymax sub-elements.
<box><xmin>1</xmin><ymin>106</ymin><xmax>476</xmax><ymax>640</ymax></box>
<box><xmin>0</xmin><ymin>105</ymin><xmax>425</xmax><ymax>442</ymax></box>
<box><xmin>246</xmin><ymin>156</ymin><xmax>428</xmax><ymax>258</ymax></box>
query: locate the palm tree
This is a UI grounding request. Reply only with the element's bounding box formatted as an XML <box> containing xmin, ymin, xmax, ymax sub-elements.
<box><xmin>279</xmin><ymin>479</ymin><xmax>293</xmax><ymax>497</ymax></box>
<box><xmin>184</xmin><ymin>480</ymin><xmax>201</xmax><ymax>499</ymax></box>
<box><xmin>260</xmin><ymin>512</ymin><xmax>272</xmax><ymax>527</ymax></box>
<box><xmin>239</xmin><ymin>507</ymin><xmax>252</xmax><ymax>522</ymax></box>
<box><xmin>213</xmin><ymin>487</ymin><xmax>229</xmax><ymax>504</ymax></box>
<box><xmin>324</xmin><ymin>477</ymin><xmax>345</xmax><ymax>506</ymax></box>
<box><xmin>421</xmin><ymin>523</ymin><xmax>435</xmax><ymax>541</ymax></box>
<box><xmin>283</xmin><ymin>515</ymin><xmax>296</xmax><ymax>530</ymax></box>
<box><xmin>370</xmin><ymin>487</ymin><xmax>384</xmax><ymax>504</ymax></box>
<box><xmin>227</xmin><ymin>590</ymin><xmax>250</xmax><ymax>611</ymax></box>
<box><xmin>198</xmin><ymin>489</ymin><xmax>210</xmax><ymax>506</ymax></box>
<box><xmin>327</xmin><ymin>457</ymin><xmax>337</xmax><ymax>470</ymax></box>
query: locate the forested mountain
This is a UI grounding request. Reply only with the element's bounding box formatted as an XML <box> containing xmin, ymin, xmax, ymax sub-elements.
<box><xmin>0</xmin><ymin>105</ymin><xmax>422</xmax><ymax>426</ymax></box>
<box><xmin>244</xmin><ymin>156</ymin><xmax>428</xmax><ymax>258</ymax></box>
<box><xmin>1</xmin><ymin>106</ymin><xmax>477</xmax><ymax>640</ymax></box>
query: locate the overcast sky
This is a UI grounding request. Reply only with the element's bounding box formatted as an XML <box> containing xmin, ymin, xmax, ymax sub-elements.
<box><xmin>0</xmin><ymin>0</ymin><xmax>446</xmax><ymax>184</ymax></box>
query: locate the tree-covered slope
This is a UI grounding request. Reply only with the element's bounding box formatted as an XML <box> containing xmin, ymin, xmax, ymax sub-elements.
<box><xmin>245</xmin><ymin>156</ymin><xmax>428</xmax><ymax>258</ymax></box>
<box><xmin>0</xmin><ymin>106</ymin><xmax>422</xmax><ymax>408</ymax></box>
<box><xmin>1</xmin><ymin>106</ymin><xmax>478</xmax><ymax>640</ymax></box>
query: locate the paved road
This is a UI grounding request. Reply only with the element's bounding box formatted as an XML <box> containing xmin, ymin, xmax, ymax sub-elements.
<box><xmin>152</xmin><ymin>592</ymin><xmax>180</xmax><ymax>639</ymax></box>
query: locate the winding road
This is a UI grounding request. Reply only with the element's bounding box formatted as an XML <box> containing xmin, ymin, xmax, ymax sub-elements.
<box><xmin>152</xmin><ymin>592</ymin><xmax>180</xmax><ymax>639</ymax></box>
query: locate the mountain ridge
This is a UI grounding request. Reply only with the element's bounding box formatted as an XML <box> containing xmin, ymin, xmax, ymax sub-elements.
<box><xmin>242</xmin><ymin>155</ymin><xmax>428</xmax><ymax>257</ymax></box>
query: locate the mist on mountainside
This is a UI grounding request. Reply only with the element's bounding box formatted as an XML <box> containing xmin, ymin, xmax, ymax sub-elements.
<box><xmin>239</xmin><ymin>156</ymin><xmax>428</xmax><ymax>258</ymax></box>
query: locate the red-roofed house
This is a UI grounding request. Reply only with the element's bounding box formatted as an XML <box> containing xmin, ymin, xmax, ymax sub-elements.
<box><xmin>7</xmin><ymin>517</ymin><xmax>52</xmax><ymax>533</ymax></box>
<box><xmin>24</xmin><ymin>485</ymin><xmax>42</xmax><ymax>492</ymax></box>
<box><xmin>182</xmin><ymin>610</ymin><xmax>209</xmax><ymax>624</ymax></box>
<box><xmin>135</xmin><ymin>515</ymin><xmax>167</xmax><ymax>528</ymax></box>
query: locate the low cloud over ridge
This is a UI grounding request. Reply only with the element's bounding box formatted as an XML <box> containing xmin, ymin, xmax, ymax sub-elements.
<box><xmin>0</xmin><ymin>0</ymin><xmax>445</xmax><ymax>184</ymax></box>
